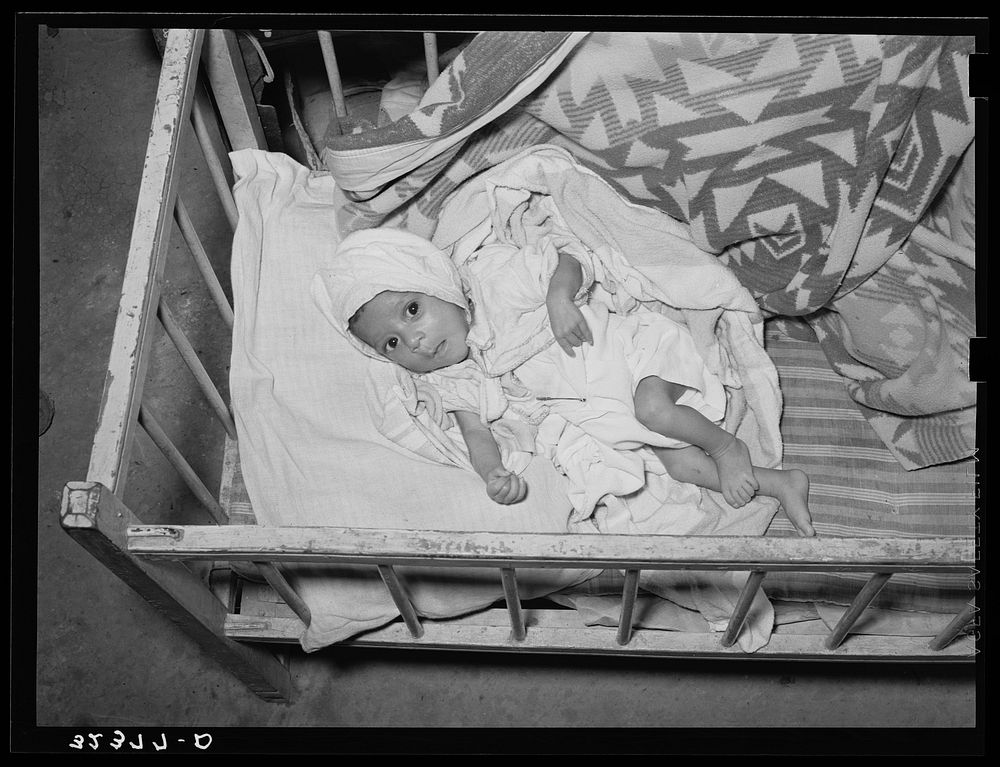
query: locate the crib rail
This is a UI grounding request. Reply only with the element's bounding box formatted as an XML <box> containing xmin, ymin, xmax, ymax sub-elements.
<box><xmin>86</xmin><ymin>28</ymin><xmax>204</xmax><ymax>495</ymax></box>
<box><xmin>126</xmin><ymin>523</ymin><xmax>976</xmax><ymax>658</ymax></box>
<box><xmin>224</xmin><ymin>610</ymin><xmax>975</xmax><ymax>661</ymax></box>
<box><xmin>126</xmin><ymin>525</ymin><xmax>972</xmax><ymax>572</ymax></box>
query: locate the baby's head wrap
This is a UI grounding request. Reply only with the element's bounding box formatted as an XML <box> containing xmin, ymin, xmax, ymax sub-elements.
<box><xmin>311</xmin><ymin>227</ymin><xmax>469</xmax><ymax>361</ymax></box>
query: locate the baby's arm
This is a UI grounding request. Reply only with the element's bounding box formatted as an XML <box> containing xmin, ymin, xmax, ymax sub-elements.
<box><xmin>453</xmin><ymin>410</ymin><xmax>528</xmax><ymax>505</ymax></box>
<box><xmin>546</xmin><ymin>252</ymin><xmax>593</xmax><ymax>356</ymax></box>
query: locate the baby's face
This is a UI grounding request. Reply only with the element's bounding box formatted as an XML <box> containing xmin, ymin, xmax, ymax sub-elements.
<box><xmin>351</xmin><ymin>290</ymin><xmax>471</xmax><ymax>373</ymax></box>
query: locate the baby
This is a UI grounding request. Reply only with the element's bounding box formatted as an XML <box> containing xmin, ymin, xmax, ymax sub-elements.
<box><xmin>318</xmin><ymin>227</ymin><xmax>814</xmax><ymax>537</ymax></box>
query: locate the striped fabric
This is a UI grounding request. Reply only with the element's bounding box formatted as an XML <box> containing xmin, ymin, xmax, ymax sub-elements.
<box><xmin>762</xmin><ymin>322</ymin><xmax>976</xmax><ymax>612</ymax></box>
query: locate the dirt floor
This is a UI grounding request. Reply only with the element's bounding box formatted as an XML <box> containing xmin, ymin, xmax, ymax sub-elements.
<box><xmin>23</xmin><ymin>20</ymin><xmax>982</xmax><ymax>755</ymax></box>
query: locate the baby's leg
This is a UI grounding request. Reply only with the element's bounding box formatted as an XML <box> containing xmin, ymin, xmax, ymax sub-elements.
<box><xmin>634</xmin><ymin>376</ymin><xmax>757</xmax><ymax>507</ymax></box>
<box><xmin>653</xmin><ymin>446</ymin><xmax>815</xmax><ymax>537</ymax></box>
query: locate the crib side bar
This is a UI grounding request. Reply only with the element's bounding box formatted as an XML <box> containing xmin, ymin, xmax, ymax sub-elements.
<box><xmin>156</xmin><ymin>298</ymin><xmax>236</xmax><ymax>440</ymax></box>
<box><xmin>720</xmin><ymin>570</ymin><xmax>767</xmax><ymax>648</ymax></box>
<box><xmin>317</xmin><ymin>31</ymin><xmax>348</xmax><ymax>119</ymax></box>
<box><xmin>126</xmin><ymin>525</ymin><xmax>976</xmax><ymax>573</ymax></box>
<box><xmin>928</xmin><ymin>599</ymin><xmax>977</xmax><ymax>651</ymax></box>
<box><xmin>499</xmin><ymin>568</ymin><xmax>526</xmax><ymax>641</ymax></box>
<box><xmin>87</xmin><ymin>28</ymin><xmax>203</xmax><ymax>496</ymax></box>
<box><xmin>254</xmin><ymin>563</ymin><xmax>312</xmax><ymax>626</ymax></box>
<box><xmin>190</xmin><ymin>101</ymin><xmax>239</xmax><ymax>229</ymax></box>
<box><xmin>60</xmin><ymin>481</ymin><xmax>293</xmax><ymax>701</ymax></box>
<box><xmin>377</xmin><ymin>565</ymin><xmax>424</xmax><ymax>638</ymax></box>
<box><xmin>174</xmin><ymin>196</ymin><xmax>235</xmax><ymax>330</ymax></box>
<box><xmin>824</xmin><ymin>572</ymin><xmax>893</xmax><ymax>650</ymax></box>
<box><xmin>615</xmin><ymin>568</ymin><xmax>641</xmax><ymax>646</ymax></box>
<box><xmin>423</xmin><ymin>33</ymin><xmax>439</xmax><ymax>84</ymax></box>
<box><xmin>203</xmin><ymin>29</ymin><xmax>268</xmax><ymax>151</ymax></box>
<box><xmin>137</xmin><ymin>403</ymin><xmax>228</xmax><ymax>523</ymax></box>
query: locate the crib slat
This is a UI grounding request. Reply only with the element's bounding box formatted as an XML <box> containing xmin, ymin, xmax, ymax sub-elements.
<box><xmin>189</xmin><ymin>102</ymin><xmax>239</xmax><ymax>229</ymax></box>
<box><xmin>174</xmin><ymin>197</ymin><xmax>234</xmax><ymax>330</ymax></box>
<box><xmin>377</xmin><ymin>565</ymin><xmax>424</xmax><ymax>638</ymax></box>
<box><xmin>499</xmin><ymin>568</ymin><xmax>526</xmax><ymax>640</ymax></box>
<box><xmin>317</xmin><ymin>31</ymin><xmax>348</xmax><ymax>118</ymax></box>
<box><xmin>824</xmin><ymin>572</ymin><xmax>893</xmax><ymax>650</ymax></box>
<box><xmin>283</xmin><ymin>69</ymin><xmax>323</xmax><ymax>170</ymax></box>
<box><xmin>188</xmin><ymin>72</ymin><xmax>234</xmax><ymax>188</ymax></box>
<box><xmin>253</xmin><ymin>562</ymin><xmax>312</xmax><ymax>627</ymax></box>
<box><xmin>720</xmin><ymin>570</ymin><xmax>767</xmax><ymax>648</ymax></box>
<box><xmin>88</xmin><ymin>28</ymin><xmax>203</xmax><ymax>496</ymax></box>
<box><xmin>156</xmin><ymin>299</ymin><xmax>237</xmax><ymax>439</ymax></box>
<box><xmin>137</xmin><ymin>403</ymin><xmax>228</xmax><ymax>523</ymax></box>
<box><xmin>203</xmin><ymin>29</ymin><xmax>268</xmax><ymax>151</ymax></box>
<box><xmin>616</xmin><ymin>568</ymin><xmax>641</xmax><ymax>646</ymax></box>
<box><xmin>928</xmin><ymin>600</ymin><xmax>977</xmax><ymax>651</ymax></box>
<box><xmin>423</xmin><ymin>33</ymin><xmax>439</xmax><ymax>84</ymax></box>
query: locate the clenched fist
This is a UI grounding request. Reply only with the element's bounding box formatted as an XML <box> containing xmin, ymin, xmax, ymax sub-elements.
<box><xmin>485</xmin><ymin>467</ymin><xmax>528</xmax><ymax>505</ymax></box>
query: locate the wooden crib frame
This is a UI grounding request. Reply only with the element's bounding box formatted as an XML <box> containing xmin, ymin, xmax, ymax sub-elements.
<box><xmin>60</xmin><ymin>28</ymin><xmax>978</xmax><ymax>703</ymax></box>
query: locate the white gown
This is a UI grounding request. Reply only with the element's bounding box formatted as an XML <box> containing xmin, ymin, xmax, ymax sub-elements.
<box><xmin>423</xmin><ymin>236</ymin><xmax>728</xmax><ymax>520</ymax></box>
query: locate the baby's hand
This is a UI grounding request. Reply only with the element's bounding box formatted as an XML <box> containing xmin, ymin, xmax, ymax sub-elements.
<box><xmin>547</xmin><ymin>296</ymin><xmax>593</xmax><ymax>357</ymax></box>
<box><xmin>485</xmin><ymin>467</ymin><xmax>528</xmax><ymax>505</ymax></box>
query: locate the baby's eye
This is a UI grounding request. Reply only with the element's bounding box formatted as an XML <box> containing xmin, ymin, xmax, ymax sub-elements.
<box><xmin>385</xmin><ymin>337</ymin><xmax>399</xmax><ymax>352</ymax></box>
<box><xmin>406</xmin><ymin>301</ymin><xmax>419</xmax><ymax>316</ymax></box>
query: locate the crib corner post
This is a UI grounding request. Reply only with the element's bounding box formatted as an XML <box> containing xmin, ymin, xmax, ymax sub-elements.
<box><xmin>60</xmin><ymin>481</ymin><xmax>104</xmax><ymax>532</ymax></box>
<box><xmin>60</xmin><ymin>481</ymin><xmax>294</xmax><ymax>702</ymax></box>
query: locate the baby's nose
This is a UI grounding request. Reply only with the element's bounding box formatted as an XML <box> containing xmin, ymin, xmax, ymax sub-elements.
<box><xmin>406</xmin><ymin>330</ymin><xmax>425</xmax><ymax>351</ymax></box>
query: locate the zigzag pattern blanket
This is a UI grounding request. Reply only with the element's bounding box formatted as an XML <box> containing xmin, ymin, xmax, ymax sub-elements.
<box><xmin>319</xmin><ymin>32</ymin><xmax>976</xmax><ymax>469</ymax></box>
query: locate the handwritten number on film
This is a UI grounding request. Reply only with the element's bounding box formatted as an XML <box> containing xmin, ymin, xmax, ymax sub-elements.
<box><xmin>68</xmin><ymin>731</ymin><xmax>213</xmax><ymax>750</ymax></box>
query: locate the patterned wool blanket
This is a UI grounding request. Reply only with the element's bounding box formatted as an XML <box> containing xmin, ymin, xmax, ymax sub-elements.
<box><xmin>318</xmin><ymin>32</ymin><xmax>977</xmax><ymax>470</ymax></box>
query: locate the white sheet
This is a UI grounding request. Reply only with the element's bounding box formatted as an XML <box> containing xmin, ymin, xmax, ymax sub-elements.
<box><xmin>229</xmin><ymin>148</ymin><xmax>788</xmax><ymax>653</ymax></box>
<box><xmin>228</xmin><ymin>149</ymin><xmax>599</xmax><ymax>651</ymax></box>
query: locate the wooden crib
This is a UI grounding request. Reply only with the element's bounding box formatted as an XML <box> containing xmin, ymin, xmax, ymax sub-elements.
<box><xmin>60</xmin><ymin>28</ymin><xmax>978</xmax><ymax>703</ymax></box>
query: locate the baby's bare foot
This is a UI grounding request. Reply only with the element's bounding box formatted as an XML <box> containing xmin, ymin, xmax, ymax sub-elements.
<box><xmin>778</xmin><ymin>469</ymin><xmax>814</xmax><ymax>537</ymax></box>
<box><xmin>709</xmin><ymin>435</ymin><xmax>758</xmax><ymax>508</ymax></box>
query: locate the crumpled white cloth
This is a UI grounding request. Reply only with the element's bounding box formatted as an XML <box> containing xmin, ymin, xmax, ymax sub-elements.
<box><xmin>434</xmin><ymin>144</ymin><xmax>786</xmax><ymax>652</ymax></box>
<box><xmin>428</xmin><ymin>144</ymin><xmax>784</xmax><ymax>523</ymax></box>
<box><xmin>311</xmin><ymin>215</ymin><xmax>729</xmax><ymax>525</ymax></box>
<box><xmin>516</xmin><ymin>301</ymin><xmax>727</xmax><ymax>522</ymax></box>
<box><xmin>310</xmin><ymin>144</ymin><xmax>786</xmax><ymax>651</ymax></box>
